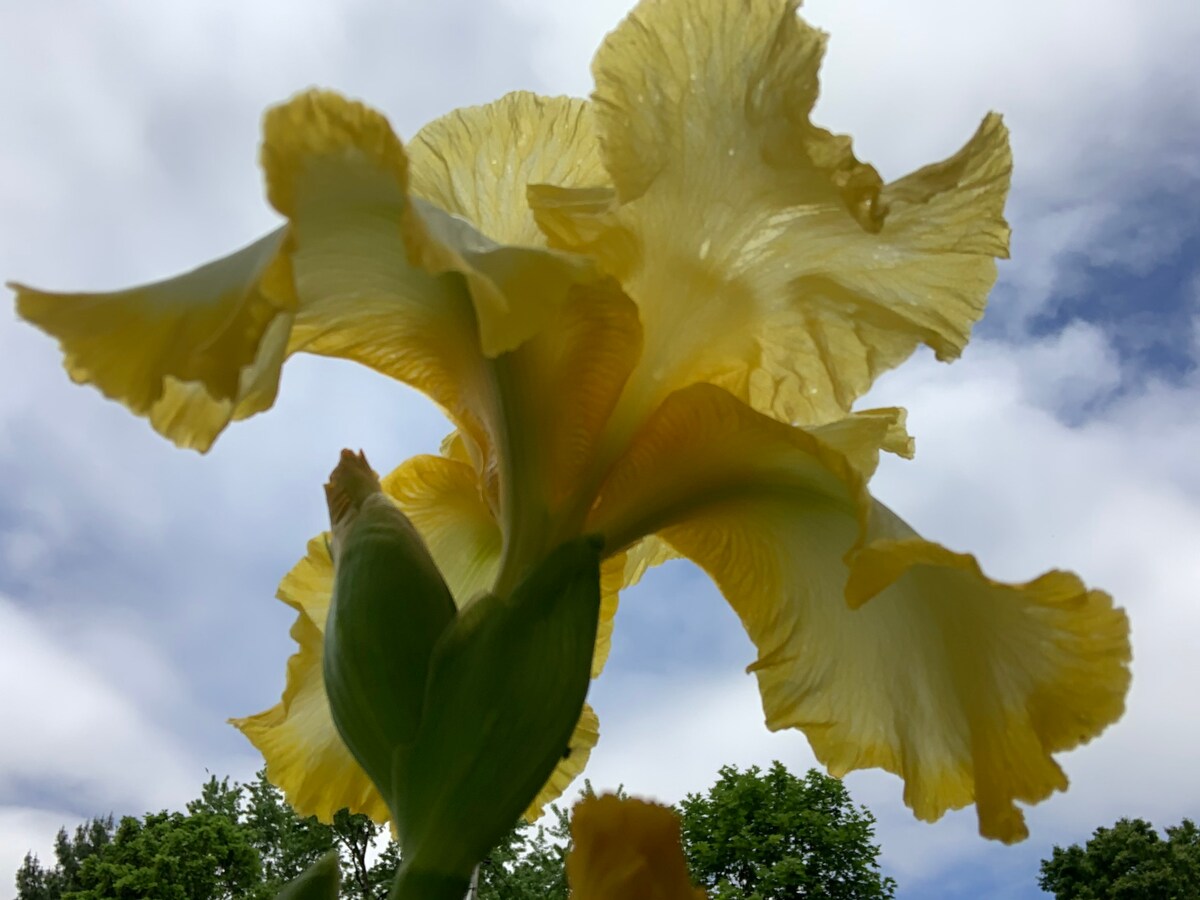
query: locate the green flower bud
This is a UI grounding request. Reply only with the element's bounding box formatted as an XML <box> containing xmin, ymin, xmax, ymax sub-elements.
<box><xmin>390</xmin><ymin>535</ymin><xmax>603</xmax><ymax>899</ymax></box>
<box><xmin>322</xmin><ymin>450</ymin><xmax>457</xmax><ymax>803</ymax></box>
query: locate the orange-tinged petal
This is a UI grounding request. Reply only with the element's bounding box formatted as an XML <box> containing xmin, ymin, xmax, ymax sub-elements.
<box><xmin>567</xmin><ymin>795</ymin><xmax>706</xmax><ymax>900</ymax></box>
<box><xmin>588</xmin><ymin>384</ymin><xmax>1129</xmax><ymax>841</ymax></box>
<box><xmin>409</xmin><ymin>92</ymin><xmax>607</xmax><ymax>247</ymax></box>
<box><xmin>533</xmin><ymin>0</ymin><xmax>1011</xmax><ymax>429</ymax></box>
<box><xmin>11</xmin><ymin>229</ymin><xmax>296</xmax><ymax>452</ymax></box>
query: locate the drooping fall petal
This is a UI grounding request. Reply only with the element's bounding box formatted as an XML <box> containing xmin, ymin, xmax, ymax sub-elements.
<box><xmin>14</xmin><ymin>89</ymin><xmax>621</xmax><ymax>456</ymax></box>
<box><xmin>11</xmin><ymin>230</ymin><xmax>296</xmax><ymax>452</ymax></box>
<box><xmin>588</xmin><ymin>384</ymin><xmax>1130</xmax><ymax>841</ymax></box>
<box><xmin>532</xmin><ymin>0</ymin><xmax>1011</xmax><ymax>430</ymax></box>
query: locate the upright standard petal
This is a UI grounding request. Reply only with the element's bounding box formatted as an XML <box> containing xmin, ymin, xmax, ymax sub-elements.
<box><xmin>588</xmin><ymin>385</ymin><xmax>1129</xmax><ymax>841</ymax></box>
<box><xmin>268</xmin><ymin>90</ymin><xmax>645</xmax><ymax>551</ymax></box>
<box><xmin>260</xmin><ymin>90</ymin><xmax>497</xmax><ymax>452</ymax></box>
<box><xmin>11</xmin><ymin>230</ymin><xmax>296</xmax><ymax>452</ymax></box>
<box><xmin>532</xmin><ymin>0</ymin><xmax>1011</xmax><ymax>429</ymax></box>
<box><xmin>408</xmin><ymin>92</ymin><xmax>607</xmax><ymax>248</ymax></box>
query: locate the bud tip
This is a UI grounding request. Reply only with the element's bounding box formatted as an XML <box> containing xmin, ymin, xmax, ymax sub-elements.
<box><xmin>325</xmin><ymin>449</ymin><xmax>382</xmax><ymax>529</ymax></box>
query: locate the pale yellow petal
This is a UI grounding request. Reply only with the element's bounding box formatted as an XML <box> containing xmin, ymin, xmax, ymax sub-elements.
<box><xmin>260</xmin><ymin>89</ymin><xmax>495</xmax><ymax>452</ymax></box>
<box><xmin>807</xmin><ymin>407</ymin><xmax>914</xmax><ymax>479</ymax></box>
<box><xmin>267</xmin><ymin>88</ymin><xmax>616</xmax><ymax>361</ymax></box>
<box><xmin>230</xmin><ymin>610</ymin><xmax>390</xmax><ymax>824</ymax></box>
<box><xmin>266</xmin><ymin>88</ymin><xmax>638</xmax><ymax>480</ymax></box>
<box><xmin>622</xmin><ymin>535</ymin><xmax>680</xmax><ymax>587</ymax></box>
<box><xmin>587</xmin><ymin>384</ymin><xmax>860</xmax><ymax>554</ymax></box>
<box><xmin>588</xmin><ymin>384</ymin><xmax>1129</xmax><ymax>841</ymax></box>
<box><xmin>383</xmin><ymin>453</ymin><xmax>624</xmax><ymax>680</ymax></box>
<box><xmin>487</xmin><ymin>280</ymin><xmax>642</xmax><ymax>532</ymax></box>
<box><xmin>523</xmin><ymin>703</ymin><xmax>601</xmax><ymax>822</ymax></box>
<box><xmin>533</xmin><ymin>0</ymin><xmax>1011</xmax><ymax>428</ymax></box>
<box><xmin>408</xmin><ymin>92</ymin><xmax>607</xmax><ymax>247</ymax></box>
<box><xmin>275</xmin><ymin>533</ymin><xmax>336</xmax><ymax>630</ymax></box>
<box><xmin>11</xmin><ymin>229</ymin><xmax>296</xmax><ymax>452</ymax></box>
<box><xmin>381</xmin><ymin>454</ymin><xmax>503</xmax><ymax>606</ymax></box>
<box><xmin>567</xmin><ymin>795</ymin><xmax>706</xmax><ymax>900</ymax></box>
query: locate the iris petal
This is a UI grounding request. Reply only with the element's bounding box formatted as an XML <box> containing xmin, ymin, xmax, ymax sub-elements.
<box><xmin>11</xmin><ymin>230</ymin><xmax>295</xmax><ymax>452</ymax></box>
<box><xmin>230</xmin><ymin>604</ymin><xmax>390</xmax><ymax>824</ymax></box>
<box><xmin>589</xmin><ymin>384</ymin><xmax>1129</xmax><ymax>841</ymax></box>
<box><xmin>532</xmin><ymin>0</ymin><xmax>1011</xmax><ymax>428</ymax></box>
<box><xmin>409</xmin><ymin>92</ymin><xmax>606</xmax><ymax>247</ymax></box>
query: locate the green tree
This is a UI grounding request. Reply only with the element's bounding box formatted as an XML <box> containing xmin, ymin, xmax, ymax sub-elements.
<box><xmin>1038</xmin><ymin>817</ymin><xmax>1200</xmax><ymax>899</ymax></box>
<box><xmin>477</xmin><ymin>804</ymin><xmax>571</xmax><ymax>900</ymax></box>
<box><xmin>678</xmin><ymin>762</ymin><xmax>895</xmax><ymax>899</ymax></box>
<box><xmin>66</xmin><ymin>810</ymin><xmax>261</xmax><ymax>900</ymax></box>
<box><xmin>15</xmin><ymin>816</ymin><xmax>115</xmax><ymax>900</ymax></box>
<box><xmin>239</xmin><ymin>772</ymin><xmax>336</xmax><ymax>894</ymax></box>
<box><xmin>14</xmin><ymin>772</ymin><xmax>399</xmax><ymax>900</ymax></box>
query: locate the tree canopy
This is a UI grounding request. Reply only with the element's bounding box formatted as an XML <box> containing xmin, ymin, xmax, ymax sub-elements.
<box><xmin>15</xmin><ymin>763</ymin><xmax>894</xmax><ymax>899</ymax></box>
<box><xmin>678</xmin><ymin>762</ymin><xmax>895</xmax><ymax>899</ymax></box>
<box><xmin>15</xmin><ymin>771</ymin><xmax>394</xmax><ymax>900</ymax></box>
<box><xmin>1038</xmin><ymin>817</ymin><xmax>1200</xmax><ymax>899</ymax></box>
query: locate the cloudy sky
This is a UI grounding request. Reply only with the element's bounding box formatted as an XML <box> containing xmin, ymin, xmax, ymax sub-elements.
<box><xmin>2</xmin><ymin>0</ymin><xmax>1198</xmax><ymax>897</ymax></box>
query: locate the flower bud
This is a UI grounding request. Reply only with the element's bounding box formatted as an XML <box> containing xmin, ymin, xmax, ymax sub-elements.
<box><xmin>389</xmin><ymin>535</ymin><xmax>603</xmax><ymax>898</ymax></box>
<box><xmin>322</xmin><ymin>449</ymin><xmax>457</xmax><ymax>802</ymax></box>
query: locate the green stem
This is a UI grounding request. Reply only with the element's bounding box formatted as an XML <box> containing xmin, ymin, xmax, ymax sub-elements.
<box><xmin>390</xmin><ymin>866</ymin><xmax>470</xmax><ymax>900</ymax></box>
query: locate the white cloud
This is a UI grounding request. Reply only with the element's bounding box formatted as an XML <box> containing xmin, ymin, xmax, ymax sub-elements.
<box><xmin>0</xmin><ymin>596</ymin><xmax>203</xmax><ymax>814</ymax></box>
<box><xmin>1</xmin><ymin>0</ymin><xmax>1197</xmax><ymax>895</ymax></box>
<box><xmin>0</xmin><ymin>806</ymin><xmax>83</xmax><ymax>891</ymax></box>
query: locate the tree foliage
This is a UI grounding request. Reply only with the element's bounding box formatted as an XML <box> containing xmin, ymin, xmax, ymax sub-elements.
<box><xmin>14</xmin><ymin>771</ymin><xmax>397</xmax><ymax>900</ymax></box>
<box><xmin>678</xmin><ymin>762</ymin><xmax>895</xmax><ymax>899</ymax></box>
<box><xmin>476</xmin><ymin>802</ymin><xmax>572</xmax><ymax>900</ymax></box>
<box><xmin>15</xmin><ymin>816</ymin><xmax>114</xmax><ymax>900</ymax></box>
<box><xmin>1038</xmin><ymin>817</ymin><xmax>1200</xmax><ymax>899</ymax></box>
<box><xmin>15</xmin><ymin>764</ymin><xmax>895</xmax><ymax>899</ymax></box>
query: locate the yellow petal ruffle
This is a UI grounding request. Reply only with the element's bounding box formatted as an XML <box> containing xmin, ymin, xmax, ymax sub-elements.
<box><xmin>588</xmin><ymin>384</ymin><xmax>1129</xmax><ymax>842</ymax></box>
<box><xmin>532</xmin><ymin>0</ymin><xmax>1011</xmax><ymax>429</ymax></box>
<box><xmin>524</xmin><ymin>703</ymin><xmax>601</xmax><ymax>822</ymax></box>
<box><xmin>15</xmin><ymin>89</ymin><xmax>621</xmax><ymax>456</ymax></box>
<box><xmin>11</xmin><ymin>230</ymin><xmax>296</xmax><ymax>452</ymax></box>
<box><xmin>230</xmin><ymin>605</ymin><xmax>390</xmax><ymax>824</ymax></box>
<box><xmin>567</xmin><ymin>795</ymin><xmax>706</xmax><ymax>900</ymax></box>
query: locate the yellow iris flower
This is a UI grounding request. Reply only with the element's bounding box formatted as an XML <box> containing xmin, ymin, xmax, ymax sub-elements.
<box><xmin>12</xmin><ymin>0</ymin><xmax>1129</xmax><ymax>844</ymax></box>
